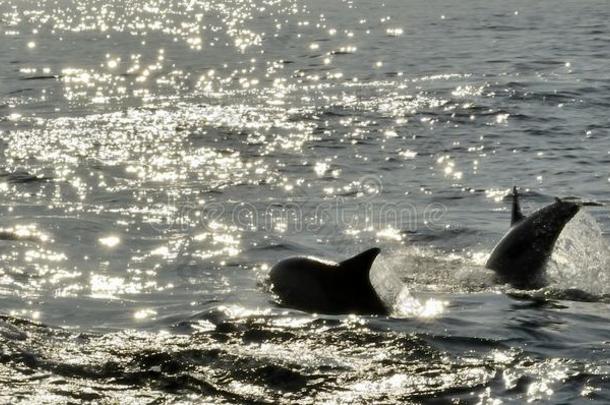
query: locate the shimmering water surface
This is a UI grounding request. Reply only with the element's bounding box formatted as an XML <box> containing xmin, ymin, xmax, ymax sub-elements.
<box><xmin>1</xmin><ymin>0</ymin><xmax>610</xmax><ymax>403</ymax></box>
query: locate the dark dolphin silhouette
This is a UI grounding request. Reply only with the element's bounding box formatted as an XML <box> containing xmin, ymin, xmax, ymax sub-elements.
<box><xmin>486</xmin><ymin>187</ymin><xmax>581</xmax><ymax>289</ymax></box>
<box><xmin>269</xmin><ymin>247</ymin><xmax>387</xmax><ymax>315</ymax></box>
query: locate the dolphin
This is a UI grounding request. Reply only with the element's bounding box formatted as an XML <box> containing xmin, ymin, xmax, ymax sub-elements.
<box><xmin>486</xmin><ymin>186</ymin><xmax>581</xmax><ymax>289</ymax></box>
<box><xmin>269</xmin><ymin>247</ymin><xmax>387</xmax><ymax>315</ymax></box>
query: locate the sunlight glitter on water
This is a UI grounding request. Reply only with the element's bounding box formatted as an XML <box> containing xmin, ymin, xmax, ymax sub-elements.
<box><xmin>393</xmin><ymin>288</ymin><xmax>449</xmax><ymax>319</ymax></box>
<box><xmin>2</xmin><ymin>0</ymin><xmax>610</xmax><ymax>403</ymax></box>
<box><xmin>99</xmin><ymin>235</ymin><xmax>120</xmax><ymax>248</ymax></box>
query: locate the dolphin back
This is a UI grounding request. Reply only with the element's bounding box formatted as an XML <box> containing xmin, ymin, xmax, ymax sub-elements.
<box><xmin>269</xmin><ymin>248</ymin><xmax>387</xmax><ymax>315</ymax></box>
<box><xmin>339</xmin><ymin>248</ymin><xmax>381</xmax><ymax>279</ymax></box>
<box><xmin>486</xmin><ymin>191</ymin><xmax>580</xmax><ymax>289</ymax></box>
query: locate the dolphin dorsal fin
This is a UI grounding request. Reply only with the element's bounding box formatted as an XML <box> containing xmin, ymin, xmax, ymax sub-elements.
<box><xmin>511</xmin><ymin>186</ymin><xmax>525</xmax><ymax>225</ymax></box>
<box><xmin>339</xmin><ymin>248</ymin><xmax>381</xmax><ymax>277</ymax></box>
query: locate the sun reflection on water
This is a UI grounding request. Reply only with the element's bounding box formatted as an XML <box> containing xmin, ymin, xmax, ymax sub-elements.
<box><xmin>393</xmin><ymin>288</ymin><xmax>449</xmax><ymax>319</ymax></box>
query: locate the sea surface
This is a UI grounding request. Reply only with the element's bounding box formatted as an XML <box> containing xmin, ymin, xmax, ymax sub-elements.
<box><xmin>1</xmin><ymin>0</ymin><xmax>610</xmax><ymax>403</ymax></box>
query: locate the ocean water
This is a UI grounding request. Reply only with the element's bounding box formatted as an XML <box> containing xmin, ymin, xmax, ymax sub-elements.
<box><xmin>1</xmin><ymin>0</ymin><xmax>610</xmax><ymax>402</ymax></box>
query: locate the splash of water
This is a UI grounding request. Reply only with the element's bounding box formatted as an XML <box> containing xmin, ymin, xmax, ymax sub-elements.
<box><xmin>371</xmin><ymin>247</ymin><xmax>494</xmax><ymax>317</ymax></box>
<box><xmin>548</xmin><ymin>211</ymin><xmax>610</xmax><ymax>295</ymax></box>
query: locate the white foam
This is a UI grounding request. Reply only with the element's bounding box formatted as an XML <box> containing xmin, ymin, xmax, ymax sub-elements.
<box><xmin>548</xmin><ymin>211</ymin><xmax>610</xmax><ymax>295</ymax></box>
